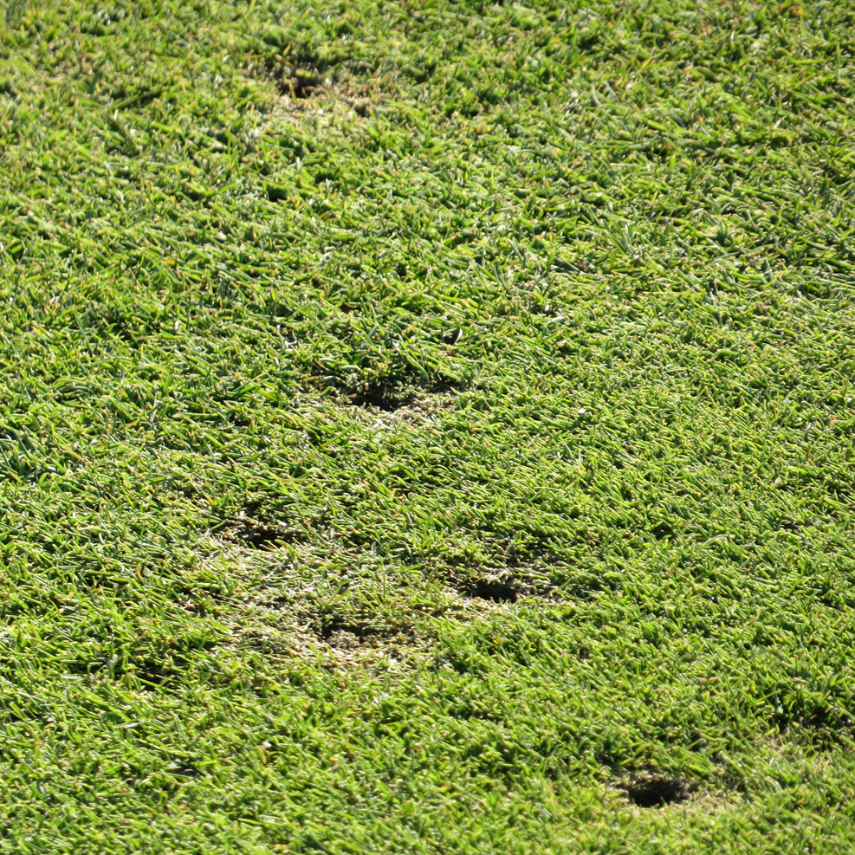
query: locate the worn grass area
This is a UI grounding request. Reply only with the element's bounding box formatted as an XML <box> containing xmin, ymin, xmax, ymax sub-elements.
<box><xmin>1</xmin><ymin>0</ymin><xmax>855</xmax><ymax>851</ymax></box>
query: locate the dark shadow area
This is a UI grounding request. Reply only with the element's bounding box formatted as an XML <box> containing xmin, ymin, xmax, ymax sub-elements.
<box><xmin>464</xmin><ymin>579</ymin><xmax>518</xmax><ymax>603</ymax></box>
<box><xmin>621</xmin><ymin>774</ymin><xmax>692</xmax><ymax>808</ymax></box>
<box><xmin>772</xmin><ymin>703</ymin><xmax>854</xmax><ymax>749</ymax></box>
<box><xmin>240</xmin><ymin>526</ymin><xmax>284</xmax><ymax>549</ymax></box>
<box><xmin>342</xmin><ymin>375</ymin><xmax>464</xmax><ymax>412</ymax></box>
<box><xmin>347</xmin><ymin>386</ymin><xmax>416</xmax><ymax>412</ymax></box>
<box><xmin>319</xmin><ymin>617</ymin><xmax>408</xmax><ymax>651</ymax></box>
<box><xmin>244</xmin><ymin>49</ymin><xmax>329</xmax><ymax>99</ymax></box>
<box><xmin>235</xmin><ymin>521</ymin><xmax>305</xmax><ymax>549</ymax></box>
<box><xmin>321</xmin><ymin>619</ymin><xmax>370</xmax><ymax>641</ymax></box>
<box><xmin>283</xmin><ymin>68</ymin><xmax>323</xmax><ymax>99</ymax></box>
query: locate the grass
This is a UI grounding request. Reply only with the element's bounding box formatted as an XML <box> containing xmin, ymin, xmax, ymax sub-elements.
<box><xmin>1</xmin><ymin>0</ymin><xmax>855</xmax><ymax>851</ymax></box>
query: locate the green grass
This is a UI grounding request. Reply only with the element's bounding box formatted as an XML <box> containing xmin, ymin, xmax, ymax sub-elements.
<box><xmin>1</xmin><ymin>0</ymin><xmax>855</xmax><ymax>851</ymax></box>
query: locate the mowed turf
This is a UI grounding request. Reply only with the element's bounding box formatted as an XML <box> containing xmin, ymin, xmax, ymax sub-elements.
<box><xmin>1</xmin><ymin>0</ymin><xmax>855</xmax><ymax>851</ymax></box>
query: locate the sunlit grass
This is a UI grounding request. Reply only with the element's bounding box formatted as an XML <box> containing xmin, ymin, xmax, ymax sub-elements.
<box><xmin>1</xmin><ymin>1</ymin><xmax>854</xmax><ymax>851</ymax></box>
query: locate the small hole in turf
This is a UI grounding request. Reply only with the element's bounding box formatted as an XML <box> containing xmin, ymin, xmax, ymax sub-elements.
<box><xmin>236</xmin><ymin>521</ymin><xmax>304</xmax><ymax>549</ymax></box>
<box><xmin>623</xmin><ymin>776</ymin><xmax>690</xmax><ymax>808</ymax></box>
<box><xmin>290</xmin><ymin>69</ymin><xmax>321</xmax><ymax>99</ymax></box>
<box><xmin>325</xmin><ymin>629</ymin><xmax>362</xmax><ymax>650</ymax></box>
<box><xmin>347</xmin><ymin>388</ymin><xmax>413</xmax><ymax>412</ymax></box>
<box><xmin>321</xmin><ymin>620</ymin><xmax>366</xmax><ymax>641</ymax></box>
<box><xmin>320</xmin><ymin>619</ymin><xmax>394</xmax><ymax>650</ymax></box>
<box><xmin>468</xmin><ymin>580</ymin><xmax>518</xmax><ymax>603</ymax></box>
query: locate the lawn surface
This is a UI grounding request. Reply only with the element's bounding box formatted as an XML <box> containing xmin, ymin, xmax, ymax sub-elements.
<box><xmin>2</xmin><ymin>0</ymin><xmax>855</xmax><ymax>851</ymax></box>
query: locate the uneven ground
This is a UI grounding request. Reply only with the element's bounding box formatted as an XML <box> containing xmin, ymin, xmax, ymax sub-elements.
<box><xmin>1</xmin><ymin>0</ymin><xmax>855</xmax><ymax>852</ymax></box>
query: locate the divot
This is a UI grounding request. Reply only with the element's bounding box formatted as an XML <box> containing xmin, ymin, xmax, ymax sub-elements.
<box><xmin>466</xmin><ymin>579</ymin><xmax>518</xmax><ymax>604</ymax></box>
<box><xmin>244</xmin><ymin>53</ymin><xmax>330</xmax><ymax>100</ymax></box>
<box><xmin>347</xmin><ymin>387</ymin><xmax>414</xmax><ymax>412</ymax></box>
<box><xmin>344</xmin><ymin>379</ymin><xmax>463</xmax><ymax>414</ymax></box>
<box><xmin>452</xmin><ymin>567</ymin><xmax>557</xmax><ymax>608</ymax></box>
<box><xmin>325</xmin><ymin>629</ymin><xmax>361</xmax><ymax>650</ymax></box>
<box><xmin>232</xmin><ymin>518</ymin><xmax>305</xmax><ymax>550</ymax></box>
<box><xmin>617</xmin><ymin>771</ymin><xmax>694</xmax><ymax>808</ymax></box>
<box><xmin>320</xmin><ymin>618</ymin><xmax>395</xmax><ymax>646</ymax></box>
